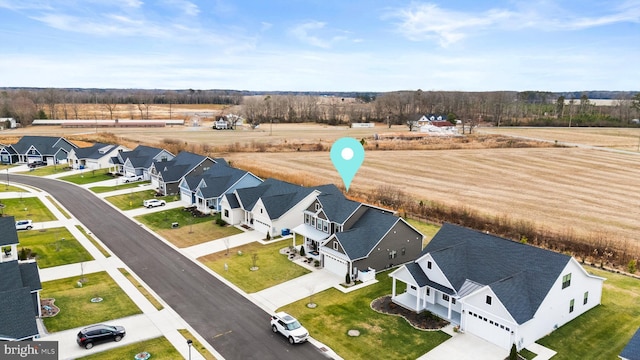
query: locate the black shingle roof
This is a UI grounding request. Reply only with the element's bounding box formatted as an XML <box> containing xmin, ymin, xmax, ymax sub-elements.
<box><xmin>335</xmin><ymin>206</ymin><xmax>399</xmax><ymax>260</ymax></box>
<box><xmin>157</xmin><ymin>151</ymin><xmax>209</xmax><ymax>183</ymax></box>
<box><xmin>422</xmin><ymin>223</ymin><xmax>571</xmax><ymax>324</ymax></box>
<box><xmin>72</xmin><ymin>143</ymin><xmax>117</xmax><ymax>159</ymax></box>
<box><xmin>621</xmin><ymin>328</ymin><xmax>640</xmax><ymax>360</ymax></box>
<box><xmin>316</xmin><ymin>192</ymin><xmax>360</xmax><ymax>224</ymax></box>
<box><xmin>235</xmin><ymin>178</ymin><xmax>314</xmax><ymax>217</ymax></box>
<box><xmin>10</xmin><ymin>136</ymin><xmax>76</xmax><ymax>154</ymax></box>
<box><xmin>0</xmin><ymin>216</ymin><xmax>18</xmax><ymax>247</ymax></box>
<box><xmin>0</xmin><ymin>287</ymin><xmax>38</xmax><ymax>340</ymax></box>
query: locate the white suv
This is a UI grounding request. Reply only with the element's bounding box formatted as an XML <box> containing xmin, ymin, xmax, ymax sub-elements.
<box><xmin>15</xmin><ymin>220</ymin><xmax>33</xmax><ymax>230</ymax></box>
<box><xmin>270</xmin><ymin>312</ymin><xmax>309</xmax><ymax>344</ymax></box>
<box><xmin>143</xmin><ymin>199</ymin><xmax>166</xmax><ymax>208</ymax></box>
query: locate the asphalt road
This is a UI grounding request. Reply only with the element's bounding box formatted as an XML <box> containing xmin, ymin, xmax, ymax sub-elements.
<box><xmin>11</xmin><ymin>174</ymin><xmax>328</xmax><ymax>360</ymax></box>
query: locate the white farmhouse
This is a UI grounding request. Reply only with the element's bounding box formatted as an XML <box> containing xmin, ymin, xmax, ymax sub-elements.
<box><xmin>389</xmin><ymin>223</ymin><xmax>604</xmax><ymax>351</ymax></box>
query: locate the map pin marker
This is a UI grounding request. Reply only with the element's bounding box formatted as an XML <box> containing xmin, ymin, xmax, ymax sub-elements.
<box><xmin>330</xmin><ymin>137</ymin><xmax>365</xmax><ymax>192</ymax></box>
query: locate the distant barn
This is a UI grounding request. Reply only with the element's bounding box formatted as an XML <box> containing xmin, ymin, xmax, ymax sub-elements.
<box><xmin>32</xmin><ymin>119</ymin><xmax>184</xmax><ymax>128</ymax></box>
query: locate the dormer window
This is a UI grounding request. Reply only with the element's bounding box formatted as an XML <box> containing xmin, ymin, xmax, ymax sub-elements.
<box><xmin>333</xmin><ymin>242</ymin><xmax>338</xmax><ymax>250</ymax></box>
<box><xmin>315</xmin><ymin>203</ymin><xmax>321</xmax><ymax>211</ymax></box>
<box><xmin>427</xmin><ymin>261</ymin><xmax>432</xmax><ymax>269</ymax></box>
<box><xmin>486</xmin><ymin>295</ymin><xmax>492</xmax><ymax>305</ymax></box>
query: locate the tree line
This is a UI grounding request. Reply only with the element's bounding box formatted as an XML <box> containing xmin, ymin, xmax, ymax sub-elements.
<box><xmin>1</xmin><ymin>87</ymin><xmax>639</xmax><ymax>128</ymax></box>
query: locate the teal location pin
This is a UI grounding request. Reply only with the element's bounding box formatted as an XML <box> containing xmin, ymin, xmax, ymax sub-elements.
<box><xmin>330</xmin><ymin>137</ymin><xmax>365</xmax><ymax>192</ymax></box>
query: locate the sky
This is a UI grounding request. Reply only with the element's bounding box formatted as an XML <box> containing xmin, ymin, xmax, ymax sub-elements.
<box><xmin>1</xmin><ymin>0</ymin><xmax>639</xmax><ymax>92</ymax></box>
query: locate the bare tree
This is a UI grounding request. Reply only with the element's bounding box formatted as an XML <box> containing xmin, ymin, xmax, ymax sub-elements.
<box><xmin>10</xmin><ymin>92</ymin><xmax>37</xmax><ymax>126</ymax></box>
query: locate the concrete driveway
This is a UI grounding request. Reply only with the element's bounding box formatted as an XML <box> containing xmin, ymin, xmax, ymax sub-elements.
<box><xmin>418</xmin><ymin>330</ymin><xmax>508</xmax><ymax>360</ymax></box>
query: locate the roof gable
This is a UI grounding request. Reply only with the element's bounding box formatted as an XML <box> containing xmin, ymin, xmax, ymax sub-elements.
<box><xmin>0</xmin><ymin>216</ymin><xmax>19</xmax><ymax>247</ymax></box>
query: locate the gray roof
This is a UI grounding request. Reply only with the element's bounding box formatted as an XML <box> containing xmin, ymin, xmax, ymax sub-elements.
<box><xmin>621</xmin><ymin>328</ymin><xmax>640</xmax><ymax>360</ymax></box>
<box><xmin>10</xmin><ymin>135</ymin><xmax>76</xmax><ymax>155</ymax></box>
<box><xmin>405</xmin><ymin>262</ymin><xmax>455</xmax><ymax>295</ymax></box>
<box><xmin>0</xmin><ymin>287</ymin><xmax>38</xmax><ymax>340</ymax></box>
<box><xmin>72</xmin><ymin>143</ymin><xmax>118</xmax><ymax>160</ymax></box>
<box><xmin>316</xmin><ymin>191</ymin><xmax>360</xmax><ymax>224</ymax></box>
<box><xmin>422</xmin><ymin>223</ymin><xmax>571</xmax><ymax>324</ymax></box>
<box><xmin>157</xmin><ymin>151</ymin><xmax>210</xmax><ymax>183</ymax></box>
<box><xmin>334</xmin><ymin>206</ymin><xmax>399</xmax><ymax>260</ymax></box>
<box><xmin>119</xmin><ymin>145</ymin><xmax>168</xmax><ymax>169</ymax></box>
<box><xmin>235</xmin><ymin>178</ymin><xmax>315</xmax><ymax>218</ymax></box>
<box><xmin>19</xmin><ymin>262</ymin><xmax>42</xmax><ymax>292</ymax></box>
<box><xmin>189</xmin><ymin>162</ymin><xmax>253</xmax><ymax>198</ymax></box>
<box><xmin>0</xmin><ymin>216</ymin><xmax>18</xmax><ymax>247</ymax></box>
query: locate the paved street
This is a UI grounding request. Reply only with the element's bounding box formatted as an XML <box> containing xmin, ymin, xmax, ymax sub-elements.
<box><xmin>9</xmin><ymin>174</ymin><xmax>330</xmax><ymax>360</ymax></box>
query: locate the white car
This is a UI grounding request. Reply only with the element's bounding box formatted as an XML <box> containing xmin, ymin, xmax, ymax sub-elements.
<box><xmin>270</xmin><ymin>312</ymin><xmax>309</xmax><ymax>344</ymax></box>
<box><xmin>123</xmin><ymin>174</ymin><xmax>143</xmax><ymax>183</ymax></box>
<box><xmin>15</xmin><ymin>220</ymin><xmax>33</xmax><ymax>230</ymax></box>
<box><xmin>143</xmin><ymin>199</ymin><xmax>166</xmax><ymax>208</ymax></box>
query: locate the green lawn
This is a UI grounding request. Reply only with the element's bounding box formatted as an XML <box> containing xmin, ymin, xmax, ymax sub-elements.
<box><xmin>280</xmin><ymin>270</ymin><xmax>450</xmax><ymax>360</ymax></box>
<box><xmin>17</xmin><ymin>227</ymin><xmax>94</xmax><ymax>268</ymax></box>
<box><xmin>135</xmin><ymin>208</ymin><xmax>212</xmax><ymax>229</ymax></box>
<box><xmin>77</xmin><ymin>336</ymin><xmax>181</xmax><ymax>360</ymax></box>
<box><xmin>76</xmin><ymin>225</ymin><xmax>111</xmax><ymax>258</ymax></box>
<box><xmin>199</xmin><ymin>239</ymin><xmax>311</xmax><ymax>293</ymax></box>
<box><xmin>41</xmin><ymin>271</ymin><xmax>142</xmax><ymax>332</ymax></box>
<box><xmin>0</xmin><ymin>197</ymin><xmax>56</xmax><ymax>221</ymax></box>
<box><xmin>177</xmin><ymin>329</ymin><xmax>218</xmax><ymax>360</ymax></box>
<box><xmin>16</xmin><ymin>165</ymin><xmax>72</xmax><ymax>176</ymax></box>
<box><xmin>106</xmin><ymin>191</ymin><xmax>173</xmax><ymax>211</ymax></box>
<box><xmin>0</xmin><ymin>184</ymin><xmax>28</xmax><ymax>192</ymax></box>
<box><xmin>537</xmin><ymin>266</ymin><xmax>640</xmax><ymax>359</ymax></box>
<box><xmin>90</xmin><ymin>181</ymin><xmax>148</xmax><ymax>193</ymax></box>
<box><xmin>58</xmin><ymin>168</ymin><xmax>114</xmax><ymax>184</ymax></box>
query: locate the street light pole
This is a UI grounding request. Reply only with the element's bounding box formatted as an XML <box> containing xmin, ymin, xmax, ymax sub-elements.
<box><xmin>6</xmin><ymin>168</ymin><xmax>9</xmax><ymax>190</ymax></box>
<box><xmin>187</xmin><ymin>339</ymin><xmax>193</xmax><ymax>360</ymax></box>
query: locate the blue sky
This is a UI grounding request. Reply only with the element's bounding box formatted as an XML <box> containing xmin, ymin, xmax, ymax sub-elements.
<box><xmin>1</xmin><ymin>0</ymin><xmax>639</xmax><ymax>92</ymax></box>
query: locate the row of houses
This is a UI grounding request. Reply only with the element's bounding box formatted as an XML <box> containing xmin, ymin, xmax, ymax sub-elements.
<box><xmin>0</xmin><ymin>136</ymin><xmax>608</xmax><ymax>352</ymax></box>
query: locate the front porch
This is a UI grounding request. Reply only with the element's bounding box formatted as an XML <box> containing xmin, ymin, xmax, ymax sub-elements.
<box><xmin>392</xmin><ymin>292</ymin><xmax>461</xmax><ymax>325</ymax></box>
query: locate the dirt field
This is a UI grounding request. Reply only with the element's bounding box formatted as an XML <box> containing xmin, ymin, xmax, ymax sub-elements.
<box><xmin>3</xmin><ymin>116</ymin><xmax>640</xmax><ymax>258</ymax></box>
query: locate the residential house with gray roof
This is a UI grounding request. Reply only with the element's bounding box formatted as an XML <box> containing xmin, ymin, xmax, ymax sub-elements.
<box><xmin>178</xmin><ymin>162</ymin><xmax>262</xmax><ymax>214</ymax></box>
<box><xmin>0</xmin><ymin>135</ymin><xmax>76</xmax><ymax>165</ymax></box>
<box><xmin>220</xmin><ymin>178</ymin><xmax>331</xmax><ymax>237</ymax></box>
<box><xmin>0</xmin><ymin>216</ymin><xmax>42</xmax><ymax>341</ymax></box>
<box><xmin>67</xmin><ymin>143</ymin><xmax>128</xmax><ymax>170</ymax></box>
<box><xmin>111</xmin><ymin>145</ymin><xmax>174</xmax><ymax>182</ymax></box>
<box><xmin>150</xmin><ymin>151</ymin><xmax>222</xmax><ymax>196</ymax></box>
<box><xmin>389</xmin><ymin>223</ymin><xmax>605</xmax><ymax>351</ymax></box>
<box><xmin>292</xmin><ymin>190</ymin><xmax>423</xmax><ymax>279</ymax></box>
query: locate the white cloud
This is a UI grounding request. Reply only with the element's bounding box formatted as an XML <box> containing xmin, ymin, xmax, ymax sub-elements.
<box><xmin>290</xmin><ymin>21</ymin><xmax>332</xmax><ymax>48</ymax></box>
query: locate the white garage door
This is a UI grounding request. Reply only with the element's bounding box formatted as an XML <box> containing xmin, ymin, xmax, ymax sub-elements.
<box><xmin>253</xmin><ymin>219</ymin><xmax>271</xmax><ymax>235</ymax></box>
<box><xmin>464</xmin><ymin>311</ymin><xmax>512</xmax><ymax>349</ymax></box>
<box><xmin>180</xmin><ymin>190</ymin><xmax>192</xmax><ymax>204</ymax></box>
<box><xmin>323</xmin><ymin>254</ymin><xmax>348</xmax><ymax>276</ymax></box>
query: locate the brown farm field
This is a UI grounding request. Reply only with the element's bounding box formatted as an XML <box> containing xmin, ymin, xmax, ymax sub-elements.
<box><xmin>3</xmin><ymin>113</ymin><xmax>640</xmax><ymax>261</ymax></box>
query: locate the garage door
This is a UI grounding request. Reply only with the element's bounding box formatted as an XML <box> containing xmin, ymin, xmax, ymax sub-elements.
<box><xmin>253</xmin><ymin>219</ymin><xmax>271</xmax><ymax>235</ymax></box>
<box><xmin>464</xmin><ymin>311</ymin><xmax>512</xmax><ymax>349</ymax></box>
<box><xmin>323</xmin><ymin>254</ymin><xmax>348</xmax><ymax>276</ymax></box>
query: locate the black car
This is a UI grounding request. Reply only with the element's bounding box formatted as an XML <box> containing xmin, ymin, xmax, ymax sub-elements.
<box><xmin>76</xmin><ymin>324</ymin><xmax>126</xmax><ymax>349</ymax></box>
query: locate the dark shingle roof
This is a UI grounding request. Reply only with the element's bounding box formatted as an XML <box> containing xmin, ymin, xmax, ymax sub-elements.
<box><xmin>0</xmin><ymin>216</ymin><xmax>18</xmax><ymax>247</ymax></box>
<box><xmin>11</xmin><ymin>136</ymin><xmax>76</xmax><ymax>154</ymax></box>
<box><xmin>0</xmin><ymin>287</ymin><xmax>38</xmax><ymax>340</ymax></box>
<box><xmin>335</xmin><ymin>206</ymin><xmax>399</xmax><ymax>260</ymax></box>
<box><xmin>72</xmin><ymin>143</ymin><xmax>117</xmax><ymax>159</ymax></box>
<box><xmin>235</xmin><ymin>178</ymin><xmax>314</xmax><ymax>217</ymax></box>
<box><xmin>19</xmin><ymin>262</ymin><xmax>42</xmax><ymax>292</ymax></box>
<box><xmin>621</xmin><ymin>328</ymin><xmax>640</xmax><ymax>360</ymax></box>
<box><xmin>158</xmin><ymin>151</ymin><xmax>209</xmax><ymax>183</ymax></box>
<box><xmin>120</xmin><ymin>145</ymin><xmax>169</xmax><ymax>169</ymax></box>
<box><xmin>422</xmin><ymin>223</ymin><xmax>571</xmax><ymax>324</ymax></box>
<box><xmin>316</xmin><ymin>192</ymin><xmax>360</xmax><ymax>224</ymax></box>
<box><xmin>0</xmin><ymin>261</ymin><xmax>23</xmax><ymax>290</ymax></box>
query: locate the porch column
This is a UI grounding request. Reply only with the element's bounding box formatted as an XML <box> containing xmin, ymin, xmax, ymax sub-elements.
<box><xmin>415</xmin><ymin>287</ymin><xmax>420</xmax><ymax>310</ymax></box>
<box><xmin>391</xmin><ymin>278</ymin><xmax>396</xmax><ymax>298</ymax></box>
<box><xmin>292</xmin><ymin>233</ymin><xmax>296</xmax><ymax>248</ymax></box>
<box><xmin>447</xmin><ymin>298</ymin><xmax>452</xmax><ymax>319</ymax></box>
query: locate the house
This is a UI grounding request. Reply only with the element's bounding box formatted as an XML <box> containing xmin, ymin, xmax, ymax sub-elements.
<box><xmin>0</xmin><ymin>117</ymin><xmax>17</xmax><ymax>129</ymax></box>
<box><xmin>0</xmin><ymin>135</ymin><xmax>77</xmax><ymax>165</ymax></box>
<box><xmin>67</xmin><ymin>143</ymin><xmax>128</xmax><ymax>170</ymax></box>
<box><xmin>150</xmin><ymin>151</ymin><xmax>222</xmax><ymax>196</ymax></box>
<box><xmin>389</xmin><ymin>223</ymin><xmax>605</xmax><ymax>351</ymax></box>
<box><xmin>415</xmin><ymin>115</ymin><xmax>458</xmax><ymax>135</ymax></box>
<box><xmin>220</xmin><ymin>179</ymin><xmax>326</xmax><ymax>237</ymax></box>
<box><xmin>0</xmin><ymin>216</ymin><xmax>42</xmax><ymax>341</ymax></box>
<box><xmin>292</xmin><ymin>190</ymin><xmax>423</xmax><ymax>279</ymax></box>
<box><xmin>111</xmin><ymin>145</ymin><xmax>174</xmax><ymax>182</ymax></box>
<box><xmin>620</xmin><ymin>328</ymin><xmax>640</xmax><ymax>360</ymax></box>
<box><xmin>178</xmin><ymin>162</ymin><xmax>262</xmax><ymax>213</ymax></box>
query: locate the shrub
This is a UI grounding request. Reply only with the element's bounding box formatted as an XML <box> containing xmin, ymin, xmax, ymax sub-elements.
<box><xmin>314</xmin><ymin>260</ymin><xmax>320</xmax><ymax>267</ymax></box>
<box><xmin>345</xmin><ymin>272</ymin><xmax>351</xmax><ymax>284</ymax></box>
<box><xmin>299</xmin><ymin>246</ymin><xmax>305</xmax><ymax>257</ymax></box>
<box><xmin>215</xmin><ymin>217</ymin><xmax>227</xmax><ymax>226</ymax></box>
<box><xmin>509</xmin><ymin>344</ymin><xmax>517</xmax><ymax>360</ymax></box>
<box><xmin>628</xmin><ymin>259</ymin><xmax>637</xmax><ymax>274</ymax></box>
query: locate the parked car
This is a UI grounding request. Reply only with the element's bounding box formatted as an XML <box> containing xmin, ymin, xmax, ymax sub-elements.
<box><xmin>15</xmin><ymin>219</ymin><xmax>33</xmax><ymax>230</ymax></box>
<box><xmin>123</xmin><ymin>174</ymin><xmax>143</xmax><ymax>183</ymax></box>
<box><xmin>28</xmin><ymin>161</ymin><xmax>46</xmax><ymax>168</ymax></box>
<box><xmin>76</xmin><ymin>324</ymin><xmax>126</xmax><ymax>349</ymax></box>
<box><xmin>143</xmin><ymin>199</ymin><xmax>166</xmax><ymax>208</ymax></box>
<box><xmin>270</xmin><ymin>312</ymin><xmax>309</xmax><ymax>344</ymax></box>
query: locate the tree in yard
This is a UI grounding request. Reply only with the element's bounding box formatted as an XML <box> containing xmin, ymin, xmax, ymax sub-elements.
<box><xmin>345</xmin><ymin>272</ymin><xmax>351</xmax><ymax>285</ymax></box>
<box><xmin>250</xmin><ymin>253</ymin><xmax>258</xmax><ymax>270</ymax></box>
<box><xmin>509</xmin><ymin>344</ymin><xmax>518</xmax><ymax>360</ymax></box>
<box><xmin>299</xmin><ymin>246</ymin><xmax>305</xmax><ymax>257</ymax></box>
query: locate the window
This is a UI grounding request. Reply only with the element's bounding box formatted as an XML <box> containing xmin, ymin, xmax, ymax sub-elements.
<box><xmin>562</xmin><ymin>273</ymin><xmax>572</xmax><ymax>289</ymax></box>
<box><xmin>401</xmin><ymin>247</ymin><xmax>406</xmax><ymax>256</ymax></box>
<box><xmin>389</xmin><ymin>250</ymin><xmax>397</xmax><ymax>259</ymax></box>
<box><xmin>442</xmin><ymin>294</ymin><xmax>449</xmax><ymax>301</ymax></box>
<box><xmin>426</xmin><ymin>288</ymin><xmax>430</xmax><ymax>296</ymax></box>
<box><xmin>486</xmin><ymin>295</ymin><xmax>492</xmax><ymax>305</ymax></box>
<box><xmin>410</xmin><ymin>285</ymin><xmax>416</xmax><ymax>290</ymax></box>
<box><xmin>333</xmin><ymin>242</ymin><xmax>338</xmax><ymax>250</ymax></box>
<box><xmin>315</xmin><ymin>203</ymin><xmax>321</xmax><ymax>211</ymax></box>
<box><xmin>224</xmin><ymin>210</ymin><xmax>229</xmax><ymax>217</ymax></box>
<box><xmin>569</xmin><ymin>299</ymin><xmax>575</xmax><ymax>313</ymax></box>
<box><xmin>427</xmin><ymin>261</ymin><xmax>432</xmax><ymax>269</ymax></box>
<box><xmin>583</xmin><ymin>291</ymin><xmax>589</xmax><ymax>305</ymax></box>
<box><xmin>451</xmin><ymin>298</ymin><xmax>456</xmax><ymax>305</ymax></box>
